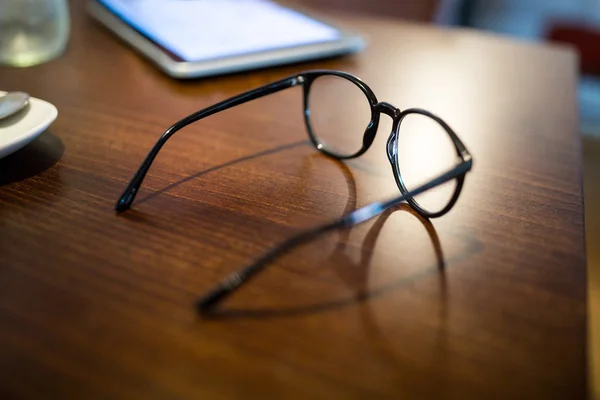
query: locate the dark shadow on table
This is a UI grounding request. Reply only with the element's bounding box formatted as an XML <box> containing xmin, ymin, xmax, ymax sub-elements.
<box><xmin>202</xmin><ymin>203</ymin><xmax>457</xmax><ymax>320</ymax></box>
<box><xmin>133</xmin><ymin>139</ymin><xmax>311</xmax><ymax>206</ymax></box>
<box><xmin>122</xmin><ymin>138</ymin><xmax>357</xmax><ymax>231</ymax></box>
<box><xmin>119</xmin><ymin>139</ymin><xmax>325</xmax><ymax>228</ymax></box>
<box><xmin>0</xmin><ymin>131</ymin><xmax>64</xmax><ymax>186</ymax></box>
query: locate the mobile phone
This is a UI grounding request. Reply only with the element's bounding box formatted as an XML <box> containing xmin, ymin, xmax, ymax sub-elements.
<box><xmin>88</xmin><ymin>0</ymin><xmax>365</xmax><ymax>79</ymax></box>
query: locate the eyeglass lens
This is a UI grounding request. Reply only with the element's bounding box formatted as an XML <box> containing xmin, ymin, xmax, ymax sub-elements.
<box><xmin>395</xmin><ymin>112</ymin><xmax>459</xmax><ymax>215</ymax></box>
<box><xmin>306</xmin><ymin>74</ymin><xmax>372</xmax><ymax>157</ymax></box>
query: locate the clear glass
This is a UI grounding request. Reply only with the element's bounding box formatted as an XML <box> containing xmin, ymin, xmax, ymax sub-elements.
<box><xmin>0</xmin><ymin>0</ymin><xmax>70</xmax><ymax>67</ymax></box>
<box><xmin>307</xmin><ymin>75</ymin><xmax>372</xmax><ymax>156</ymax></box>
<box><xmin>396</xmin><ymin>112</ymin><xmax>458</xmax><ymax>214</ymax></box>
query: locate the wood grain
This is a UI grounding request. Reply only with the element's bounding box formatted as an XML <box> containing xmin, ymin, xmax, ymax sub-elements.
<box><xmin>0</xmin><ymin>1</ymin><xmax>587</xmax><ymax>399</ymax></box>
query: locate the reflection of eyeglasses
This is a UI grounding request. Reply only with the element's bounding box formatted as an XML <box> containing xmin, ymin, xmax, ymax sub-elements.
<box><xmin>115</xmin><ymin>70</ymin><xmax>473</xmax><ymax>313</ymax></box>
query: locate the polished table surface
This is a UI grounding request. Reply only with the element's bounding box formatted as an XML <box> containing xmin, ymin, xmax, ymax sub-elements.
<box><xmin>0</xmin><ymin>2</ymin><xmax>587</xmax><ymax>399</ymax></box>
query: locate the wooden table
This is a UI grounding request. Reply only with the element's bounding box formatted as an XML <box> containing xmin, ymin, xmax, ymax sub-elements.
<box><xmin>0</xmin><ymin>2</ymin><xmax>587</xmax><ymax>399</ymax></box>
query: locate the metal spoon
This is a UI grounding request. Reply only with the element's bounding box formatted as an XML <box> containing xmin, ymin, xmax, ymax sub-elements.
<box><xmin>0</xmin><ymin>92</ymin><xmax>30</xmax><ymax>120</ymax></box>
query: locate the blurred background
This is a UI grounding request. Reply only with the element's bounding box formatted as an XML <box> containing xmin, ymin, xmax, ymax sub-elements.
<box><xmin>299</xmin><ymin>0</ymin><xmax>600</xmax><ymax>395</ymax></box>
<box><xmin>297</xmin><ymin>0</ymin><xmax>600</xmax><ymax>136</ymax></box>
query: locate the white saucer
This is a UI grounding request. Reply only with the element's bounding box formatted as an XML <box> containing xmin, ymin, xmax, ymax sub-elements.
<box><xmin>0</xmin><ymin>90</ymin><xmax>58</xmax><ymax>159</ymax></box>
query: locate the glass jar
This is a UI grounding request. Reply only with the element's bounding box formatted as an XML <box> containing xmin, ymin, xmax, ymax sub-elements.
<box><xmin>0</xmin><ymin>0</ymin><xmax>70</xmax><ymax>67</ymax></box>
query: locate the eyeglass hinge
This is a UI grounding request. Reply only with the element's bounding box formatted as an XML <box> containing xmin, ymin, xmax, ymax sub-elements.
<box><xmin>290</xmin><ymin>75</ymin><xmax>305</xmax><ymax>86</ymax></box>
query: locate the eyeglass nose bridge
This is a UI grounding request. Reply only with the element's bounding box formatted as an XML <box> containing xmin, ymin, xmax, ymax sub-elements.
<box><xmin>374</xmin><ymin>102</ymin><xmax>401</xmax><ymax>119</ymax></box>
<box><xmin>373</xmin><ymin>102</ymin><xmax>401</xmax><ymax>163</ymax></box>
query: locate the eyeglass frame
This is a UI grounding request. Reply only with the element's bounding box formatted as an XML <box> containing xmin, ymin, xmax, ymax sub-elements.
<box><xmin>115</xmin><ymin>69</ymin><xmax>473</xmax><ymax>313</ymax></box>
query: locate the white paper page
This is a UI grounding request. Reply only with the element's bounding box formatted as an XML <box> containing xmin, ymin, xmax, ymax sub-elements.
<box><xmin>99</xmin><ymin>0</ymin><xmax>341</xmax><ymax>61</ymax></box>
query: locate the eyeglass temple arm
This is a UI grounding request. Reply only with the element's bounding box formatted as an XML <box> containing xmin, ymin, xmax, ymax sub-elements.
<box><xmin>115</xmin><ymin>75</ymin><xmax>303</xmax><ymax>212</ymax></box>
<box><xmin>196</xmin><ymin>159</ymin><xmax>473</xmax><ymax>314</ymax></box>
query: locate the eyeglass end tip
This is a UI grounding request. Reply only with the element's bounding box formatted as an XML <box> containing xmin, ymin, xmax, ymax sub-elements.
<box><xmin>115</xmin><ymin>197</ymin><xmax>132</xmax><ymax>213</ymax></box>
<box><xmin>195</xmin><ymin>285</ymin><xmax>233</xmax><ymax>315</ymax></box>
<box><xmin>195</xmin><ymin>298</ymin><xmax>216</xmax><ymax>315</ymax></box>
<box><xmin>115</xmin><ymin>189</ymin><xmax>137</xmax><ymax>213</ymax></box>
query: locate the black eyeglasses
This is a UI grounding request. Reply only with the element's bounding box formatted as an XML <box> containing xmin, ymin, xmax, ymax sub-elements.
<box><xmin>115</xmin><ymin>70</ymin><xmax>472</xmax><ymax>313</ymax></box>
